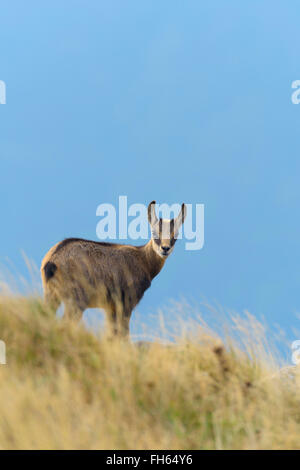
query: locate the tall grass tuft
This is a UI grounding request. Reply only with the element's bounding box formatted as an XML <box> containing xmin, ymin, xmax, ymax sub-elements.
<box><xmin>0</xmin><ymin>293</ymin><xmax>299</xmax><ymax>449</ymax></box>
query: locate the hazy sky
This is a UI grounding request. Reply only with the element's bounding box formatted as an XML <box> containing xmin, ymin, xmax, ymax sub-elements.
<box><xmin>1</xmin><ymin>1</ymin><xmax>300</xmax><ymax>351</ymax></box>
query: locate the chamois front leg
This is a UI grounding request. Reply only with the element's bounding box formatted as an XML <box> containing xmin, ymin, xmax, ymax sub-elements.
<box><xmin>106</xmin><ymin>307</ymin><xmax>131</xmax><ymax>339</ymax></box>
<box><xmin>119</xmin><ymin>311</ymin><xmax>131</xmax><ymax>338</ymax></box>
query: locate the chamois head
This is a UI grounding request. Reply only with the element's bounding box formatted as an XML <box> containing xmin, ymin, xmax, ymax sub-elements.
<box><xmin>147</xmin><ymin>201</ymin><xmax>186</xmax><ymax>259</ymax></box>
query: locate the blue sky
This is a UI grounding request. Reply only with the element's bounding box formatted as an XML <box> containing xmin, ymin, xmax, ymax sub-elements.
<box><xmin>1</xmin><ymin>1</ymin><xmax>300</xmax><ymax>352</ymax></box>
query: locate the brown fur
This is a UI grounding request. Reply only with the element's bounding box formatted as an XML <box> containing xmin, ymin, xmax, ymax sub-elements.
<box><xmin>41</xmin><ymin>201</ymin><xmax>186</xmax><ymax>337</ymax></box>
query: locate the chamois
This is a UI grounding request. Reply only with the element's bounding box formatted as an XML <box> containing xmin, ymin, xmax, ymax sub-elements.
<box><xmin>41</xmin><ymin>201</ymin><xmax>186</xmax><ymax>337</ymax></box>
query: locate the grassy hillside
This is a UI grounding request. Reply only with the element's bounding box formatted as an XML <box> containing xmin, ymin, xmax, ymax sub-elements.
<box><xmin>0</xmin><ymin>294</ymin><xmax>299</xmax><ymax>450</ymax></box>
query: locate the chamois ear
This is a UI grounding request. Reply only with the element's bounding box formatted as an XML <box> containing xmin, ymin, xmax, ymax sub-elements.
<box><xmin>148</xmin><ymin>200</ymin><xmax>158</xmax><ymax>227</ymax></box>
<box><xmin>174</xmin><ymin>203</ymin><xmax>187</xmax><ymax>234</ymax></box>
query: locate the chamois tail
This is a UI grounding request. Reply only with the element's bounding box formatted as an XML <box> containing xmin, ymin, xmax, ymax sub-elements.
<box><xmin>44</xmin><ymin>261</ymin><xmax>57</xmax><ymax>282</ymax></box>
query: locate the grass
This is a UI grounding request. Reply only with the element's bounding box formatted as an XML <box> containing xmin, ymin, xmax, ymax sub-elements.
<box><xmin>0</xmin><ymin>293</ymin><xmax>299</xmax><ymax>449</ymax></box>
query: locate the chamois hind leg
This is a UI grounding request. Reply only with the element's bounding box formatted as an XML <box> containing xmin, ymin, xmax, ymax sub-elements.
<box><xmin>63</xmin><ymin>286</ymin><xmax>88</xmax><ymax>322</ymax></box>
<box><xmin>44</xmin><ymin>288</ymin><xmax>61</xmax><ymax>314</ymax></box>
<box><xmin>63</xmin><ymin>300</ymin><xmax>84</xmax><ymax>322</ymax></box>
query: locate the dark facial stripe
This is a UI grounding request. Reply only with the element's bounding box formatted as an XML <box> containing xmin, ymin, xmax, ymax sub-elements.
<box><xmin>170</xmin><ymin>237</ymin><xmax>176</xmax><ymax>247</ymax></box>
